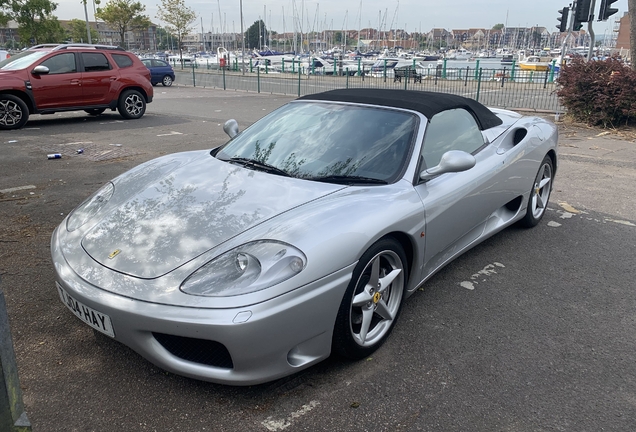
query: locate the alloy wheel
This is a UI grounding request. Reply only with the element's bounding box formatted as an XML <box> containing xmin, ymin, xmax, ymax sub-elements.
<box><xmin>349</xmin><ymin>250</ymin><xmax>404</xmax><ymax>347</ymax></box>
<box><xmin>531</xmin><ymin>161</ymin><xmax>552</xmax><ymax>219</ymax></box>
<box><xmin>124</xmin><ymin>93</ymin><xmax>144</xmax><ymax>117</ymax></box>
<box><xmin>0</xmin><ymin>99</ymin><xmax>23</xmax><ymax>127</ymax></box>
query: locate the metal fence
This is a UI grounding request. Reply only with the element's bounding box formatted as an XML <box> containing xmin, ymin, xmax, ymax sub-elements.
<box><xmin>173</xmin><ymin>63</ymin><xmax>564</xmax><ymax>113</ymax></box>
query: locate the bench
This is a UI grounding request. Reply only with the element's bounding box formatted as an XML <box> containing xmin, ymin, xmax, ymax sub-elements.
<box><xmin>393</xmin><ymin>67</ymin><xmax>422</xmax><ymax>83</ymax></box>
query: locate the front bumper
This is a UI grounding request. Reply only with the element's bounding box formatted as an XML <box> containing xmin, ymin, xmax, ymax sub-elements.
<box><xmin>51</xmin><ymin>227</ymin><xmax>353</xmax><ymax>386</ymax></box>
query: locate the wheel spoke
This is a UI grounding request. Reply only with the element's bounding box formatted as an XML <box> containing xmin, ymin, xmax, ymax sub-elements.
<box><xmin>538</xmin><ymin>177</ymin><xmax>551</xmax><ymax>189</ymax></box>
<box><xmin>368</xmin><ymin>256</ymin><xmax>380</xmax><ymax>288</ymax></box>
<box><xmin>358</xmin><ymin>307</ymin><xmax>374</xmax><ymax>344</ymax></box>
<box><xmin>378</xmin><ymin>268</ymin><xmax>401</xmax><ymax>293</ymax></box>
<box><xmin>536</xmin><ymin>193</ymin><xmax>545</xmax><ymax>210</ymax></box>
<box><xmin>352</xmin><ymin>290</ymin><xmax>373</xmax><ymax>307</ymax></box>
<box><xmin>374</xmin><ymin>298</ymin><xmax>394</xmax><ymax>321</ymax></box>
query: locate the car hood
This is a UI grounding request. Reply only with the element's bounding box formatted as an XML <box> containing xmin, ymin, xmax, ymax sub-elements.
<box><xmin>81</xmin><ymin>154</ymin><xmax>344</xmax><ymax>279</ymax></box>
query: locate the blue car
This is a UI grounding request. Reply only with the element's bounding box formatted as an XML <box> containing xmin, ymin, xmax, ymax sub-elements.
<box><xmin>141</xmin><ymin>58</ymin><xmax>175</xmax><ymax>87</ymax></box>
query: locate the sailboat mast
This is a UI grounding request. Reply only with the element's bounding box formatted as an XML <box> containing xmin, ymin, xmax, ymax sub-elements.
<box><xmin>357</xmin><ymin>0</ymin><xmax>362</xmax><ymax>49</ymax></box>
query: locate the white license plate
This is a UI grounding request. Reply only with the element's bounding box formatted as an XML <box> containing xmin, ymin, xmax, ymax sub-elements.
<box><xmin>57</xmin><ymin>282</ymin><xmax>115</xmax><ymax>337</ymax></box>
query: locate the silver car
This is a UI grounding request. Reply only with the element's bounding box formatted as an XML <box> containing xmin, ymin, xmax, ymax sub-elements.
<box><xmin>51</xmin><ymin>89</ymin><xmax>557</xmax><ymax>385</ymax></box>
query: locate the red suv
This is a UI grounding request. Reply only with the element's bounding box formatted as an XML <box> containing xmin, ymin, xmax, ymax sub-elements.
<box><xmin>0</xmin><ymin>43</ymin><xmax>153</xmax><ymax>130</ymax></box>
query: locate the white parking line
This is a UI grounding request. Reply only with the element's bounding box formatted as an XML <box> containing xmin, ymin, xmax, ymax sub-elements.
<box><xmin>157</xmin><ymin>131</ymin><xmax>184</xmax><ymax>137</ymax></box>
<box><xmin>0</xmin><ymin>185</ymin><xmax>36</xmax><ymax>194</ymax></box>
<box><xmin>261</xmin><ymin>400</ymin><xmax>320</xmax><ymax>431</ymax></box>
<box><xmin>459</xmin><ymin>262</ymin><xmax>505</xmax><ymax>290</ymax></box>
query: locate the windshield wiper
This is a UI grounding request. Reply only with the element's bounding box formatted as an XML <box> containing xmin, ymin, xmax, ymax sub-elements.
<box><xmin>306</xmin><ymin>175</ymin><xmax>388</xmax><ymax>185</ymax></box>
<box><xmin>225</xmin><ymin>157</ymin><xmax>292</xmax><ymax>177</ymax></box>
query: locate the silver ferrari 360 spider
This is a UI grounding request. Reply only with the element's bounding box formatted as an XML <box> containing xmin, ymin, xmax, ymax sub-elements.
<box><xmin>51</xmin><ymin>89</ymin><xmax>557</xmax><ymax>385</ymax></box>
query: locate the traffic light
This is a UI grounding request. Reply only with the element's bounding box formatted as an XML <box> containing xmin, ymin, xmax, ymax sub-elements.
<box><xmin>598</xmin><ymin>0</ymin><xmax>619</xmax><ymax>21</ymax></box>
<box><xmin>557</xmin><ymin>7</ymin><xmax>569</xmax><ymax>32</ymax></box>
<box><xmin>574</xmin><ymin>0</ymin><xmax>593</xmax><ymax>22</ymax></box>
<box><xmin>572</xmin><ymin>0</ymin><xmax>592</xmax><ymax>30</ymax></box>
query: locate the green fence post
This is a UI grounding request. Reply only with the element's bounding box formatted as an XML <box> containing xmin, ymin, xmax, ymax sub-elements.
<box><xmin>282</xmin><ymin>59</ymin><xmax>285</xmax><ymax>73</ymax></box>
<box><xmin>346</xmin><ymin>69</ymin><xmax>349</xmax><ymax>88</ymax></box>
<box><xmin>334</xmin><ymin>58</ymin><xmax>337</xmax><ymax>75</ymax></box>
<box><xmin>384</xmin><ymin>59</ymin><xmax>387</xmax><ymax>82</ymax></box>
<box><xmin>297</xmin><ymin>66</ymin><xmax>301</xmax><ymax>97</ymax></box>
<box><xmin>474</xmin><ymin>60</ymin><xmax>480</xmax><ymax>79</ymax></box>
<box><xmin>476</xmin><ymin>68</ymin><xmax>482</xmax><ymax>102</ymax></box>
<box><xmin>265</xmin><ymin>60</ymin><xmax>268</xmax><ymax>74</ymax></box>
<box><xmin>311</xmin><ymin>57</ymin><xmax>315</xmax><ymax>75</ymax></box>
<box><xmin>222</xmin><ymin>67</ymin><xmax>226</xmax><ymax>90</ymax></box>
<box><xmin>257</xmin><ymin>67</ymin><xmax>260</xmax><ymax>93</ymax></box>
<box><xmin>249</xmin><ymin>58</ymin><xmax>253</xmax><ymax>73</ymax></box>
<box><xmin>357</xmin><ymin>57</ymin><xmax>361</xmax><ymax>76</ymax></box>
<box><xmin>292</xmin><ymin>59</ymin><xmax>295</xmax><ymax>74</ymax></box>
<box><xmin>549</xmin><ymin>59</ymin><xmax>556</xmax><ymax>83</ymax></box>
<box><xmin>510</xmin><ymin>60</ymin><xmax>516</xmax><ymax>82</ymax></box>
<box><xmin>1</xmin><ymin>282</ymin><xmax>32</xmax><ymax>432</ymax></box>
<box><xmin>192</xmin><ymin>61</ymin><xmax>196</xmax><ymax>87</ymax></box>
<box><xmin>443</xmin><ymin>58</ymin><xmax>447</xmax><ymax>79</ymax></box>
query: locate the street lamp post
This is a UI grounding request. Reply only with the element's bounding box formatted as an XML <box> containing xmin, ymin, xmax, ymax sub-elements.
<box><xmin>240</xmin><ymin>0</ymin><xmax>245</xmax><ymax>74</ymax></box>
<box><xmin>82</xmin><ymin>0</ymin><xmax>92</xmax><ymax>44</ymax></box>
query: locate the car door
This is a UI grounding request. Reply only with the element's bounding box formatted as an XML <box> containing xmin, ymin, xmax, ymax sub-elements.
<box><xmin>413</xmin><ymin>108</ymin><xmax>514</xmax><ymax>277</ymax></box>
<box><xmin>28</xmin><ymin>52</ymin><xmax>83</xmax><ymax>109</ymax></box>
<box><xmin>154</xmin><ymin>59</ymin><xmax>173</xmax><ymax>79</ymax></box>
<box><xmin>80</xmin><ymin>51</ymin><xmax>119</xmax><ymax>105</ymax></box>
<box><xmin>140</xmin><ymin>59</ymin><xmax>156</xmax><ymax>82</ymax></box>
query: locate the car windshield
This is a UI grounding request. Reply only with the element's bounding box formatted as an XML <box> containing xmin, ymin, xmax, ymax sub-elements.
<box><xmin>0</xmin><ymin>50</ymin><xmax>49</xmax><ymax>70</ymax></box>
<box><xmin>216</xmin><ymin>102</ymin><xmax>417</xmax><ymax>184</ymax></box>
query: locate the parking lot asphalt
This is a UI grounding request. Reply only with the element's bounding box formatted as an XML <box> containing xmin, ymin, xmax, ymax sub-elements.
<box><xmin>1</xmin><ymin>87</ymin><xmax>635</xmax><ymax>432</ymax></box>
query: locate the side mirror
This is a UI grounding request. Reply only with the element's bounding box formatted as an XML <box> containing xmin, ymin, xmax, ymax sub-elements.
<box><xmin>419</xmin><ymin>150</ymin><xmax>476</xmax><ymax>181</ymax></box>
<box><xmin>223</xmin><ymin>119</ymin><xmax>239</xmax><ymax>139</ymax></box>
<box><xmin>32</xmin><ymin>65</ymin><xmax>50</xmax><ymax>75</ymax></box>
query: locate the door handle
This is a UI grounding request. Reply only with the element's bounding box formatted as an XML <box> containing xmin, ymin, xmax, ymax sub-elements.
<box><xmin>109</xmin><ymin>77</ymin><xmax>117</xmax><ymax>81</ymax></box>
<box><xmin>70</xmin><ymin>79</ymin><xmax>80</xmax><ymax>85</ymax></box>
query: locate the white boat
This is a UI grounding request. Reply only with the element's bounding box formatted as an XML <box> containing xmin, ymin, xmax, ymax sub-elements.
<box><xmin>167</xmin><ymin>54</ymin><xmax>194</xmax><ymax>66</ymax></box>
<box><xmin>252</xmin><ymin>47</ymin><xmax>296</xmax><ymax>66</ymax></box>
<box><xmin>446</xmin><ymin>48</ymin><xmax>473</xmax><ymax>60</ymax></box>
<box><xmin>369</xmin><ymin>58</ymin><xmax>427</xmax><ymax>78</ymax></box>
<box><xmin>519</xmin><ymin>55</ymin><xmax>551</xmax><ymax>71</ymax></box>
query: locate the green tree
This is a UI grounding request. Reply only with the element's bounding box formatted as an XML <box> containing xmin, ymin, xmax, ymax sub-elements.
<box><xmin>1</xmin><ymin>0</ymin><xmax>10</xmax><ymax>28</ymax></box>
<box><xmin>66</xmin><ymin>18</ymin><xmax>98</xmax><ymax>43</ymax></box>
<box><xmin>96</xmin><ymin>0</ymin><xmax>151</xmax><ymax>49</ymax></box>
<box><xmin>155</xmin><ymin>26</ymin><xmax>173</xmax><ymax>50</ymax></box>
<box><xmin>245</xmin><ymin>20</ymin><xmax>266</xmax><ymax>50</ymax></box>
<box><xmin>156</xmin><ymin>0</ymin><xmax>195</xmax><ymax>60</ymax></box>
<box><xmin>11</xmin><ymin>0</ymin><xmax>65</xmax><ymax>45</ymax></box>
<box><xmin>492</xmin><ymin>23</ymin><xmax>504</xmax><ymax>31</ymax></box>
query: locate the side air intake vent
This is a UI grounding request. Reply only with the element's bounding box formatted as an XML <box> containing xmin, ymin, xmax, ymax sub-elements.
<box><xmin>513</xmin><ymin>128</ymin><xmax>528</xmax><ymax>145</ymax></box>
<box><xmin>153</xmin><ymin>333</ymin><xmax>234</xmax><ymax>368</ymax></box>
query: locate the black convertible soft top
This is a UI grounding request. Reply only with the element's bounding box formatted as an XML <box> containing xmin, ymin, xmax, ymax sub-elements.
<box><xmin>298</xmin><ymin>89</ymin><xmax>503</xmax><ymax>130</ymax></box>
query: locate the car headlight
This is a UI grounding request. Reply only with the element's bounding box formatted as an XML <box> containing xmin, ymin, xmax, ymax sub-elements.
<box><xmin>180</xmin><ymin>241</ymin><xmax>307</xmax><ymax>297</ymax></box>
<box><xmin>66</xmin><ymin>182</ymin><xmax>115</xmax><ymax>232</ymax></box>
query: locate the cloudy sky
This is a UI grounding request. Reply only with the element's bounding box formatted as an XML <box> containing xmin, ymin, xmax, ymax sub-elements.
<box><xmin>54</xmin><ymin>0</ymin><xmax>628</xmax><ymax>35</ymax></box>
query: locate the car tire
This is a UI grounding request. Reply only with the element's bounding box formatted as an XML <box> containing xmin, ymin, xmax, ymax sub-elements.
<box><xmin>519</xmin><ymin>155</ymin><xmax>554</xmax><ymax>227</ymax></box>
<box><xmin>117</xmin><ymin>89</ymin><xmax>146</xmax><ymax>120</ymax></box>
<box><xmin>85</xmin><ymin>108</ymin><xmax>106</xmax><ymax>116</ymax></box>
<box><xmin>162</xmin><ymin>75</ymin><xmax>173</xmax><ymax>87</ymax></box>
<box><xmin>0</xmin><ymin>94</ymin><xmax>29</xmax><ymax>130</ymax></box>
<box><xmin>332</xmin><ymin>237</ymin><xmax>408</xmax><ymax>360</ymax></box>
